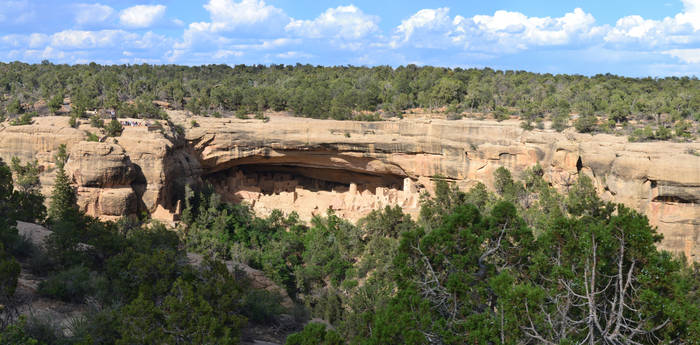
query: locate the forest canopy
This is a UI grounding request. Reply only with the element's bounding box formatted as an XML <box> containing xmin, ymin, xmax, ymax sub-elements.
<box><xmin>0</xmin><ymin>62</ymin><xmax>698</xmax><ymax>138</ymax></box>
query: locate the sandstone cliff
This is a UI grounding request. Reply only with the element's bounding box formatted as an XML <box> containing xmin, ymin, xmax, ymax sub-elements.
<box><xmin>1</xmin><ymin>114</ymin><xmax>698</xmax><ymax>260</ymax></box>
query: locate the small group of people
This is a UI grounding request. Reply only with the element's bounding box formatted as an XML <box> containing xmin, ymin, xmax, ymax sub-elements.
<box><xmin>120</xmin><ymin>120</ymin><xmax>147</xmax><ymax>127</ymax></box>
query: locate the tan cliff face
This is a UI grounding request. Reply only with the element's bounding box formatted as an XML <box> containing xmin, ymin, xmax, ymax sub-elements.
<box><xmin>0</xmin><ymin>116</ymin><xmax>202</xmax><ymax>221</ymax></box>
<box><xmin>1</xmin><ymin>114</ymin><xmax>698</xmax><ymax>261</ymax></box>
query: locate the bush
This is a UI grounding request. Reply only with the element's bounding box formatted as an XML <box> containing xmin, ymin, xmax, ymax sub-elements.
<box><xmin>242</xmin><ymin>289</ymin><xmax>285</xmax><ymax>324</ymax></box>
<box><xmin>493</xmin><ymin>106</ymin><xmax>510</xmax><ymax>121</ymax></box>
<box><xmin>574</xmin><ymin>114</ymin><xmax>597</xmax><ymax>133</ymax></box>
<box><xmin>235</xmin><ymin>109</ymin><xmax>248</xmax><ymax>119</ymax></box>
<box><xmin>37</xmin><ymin>265</ymin><xmax>94</xmax><ymax>303</ymax></box>
<box><xmin>85</xmin><ymin>131</ymin><xmax>99</xmax><ymax>142</ymax></box>
<box><xmin>68</xmin><ymin>115</ymin><xmax>78</xmax><ymax>128</ymax></box>
<box><xmin>90</xmin><ymin>115</ymin><xmax>104</xmax><ymax>128</ymax></box>
<box><xmin>20</xmin><ymin>316</ymin><xmax>64</xmax><ymax>345</ymax></box>
<box><xmin>551</xmin><ymin>113</ymin><xmax>569</xmax><ymax>131</ymax></box>
<box><xmin>285</xmin><ymin>322</ymin><xmax>343</xmax><ymax>345</ymax></box>
<box><xmin>0</xmin><ymin>317</ymin><xmax>40</xmax><ymax>344</ymax></box>
<box><xmin>0</xmin><ymin>245</ymin><xmax>20</xmax><ymax>301</ymax></box>
<box><xmin>9</xmin><ymin>112</ymin><xmax>34</xmax><ymax>126</ymax></box>
<box><xmin>105</xmin><ymin>119</ymin><xmax>123</xmax><ymax>137</ymax></box>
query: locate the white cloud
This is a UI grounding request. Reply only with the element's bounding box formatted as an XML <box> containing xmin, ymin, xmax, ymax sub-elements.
<box><xmin>202</xmin><ymin>0</ymin><xmax>289</xmax><ymax>32</ymax></box>
<box><xmin>119</xmin><ymin>5</ymin><xmax>166</xmax><ymax>28</ymax></box>
<box><xmin>391</xmin><ymin>7</ymin><xmax>597</xmax><ymax>52</ymax></box>
<box><xmin>471</xmin><ymin>8</ymin><xmax>596</xmax><ymax>49</ymax></box>
<box><xmin>604</xmin><ymin>0</ymin><xmax>700</xmax><ymax>46</ymax></box>
<box><xmin>28</xmin><ymin>33</ymin><xmax>48</xmax><ymax>48</ymax></box>
<box><xmin>75</xmin><ymin>3</ymin><xmax>114</xmax><ymax>25</ymax></box>
<box><xmin>286</xmin><ymin>5</ymin><xmax>379</xmax><ymax>40</ymax></box>
<box><xmin>392</xmin><ymin>8</ymin><xmax>454</xmax><ymax>48</ymax></box>
<box><xmin>663</xmin><ymin>48</ymin><xmax>700</xmax><ymax>63</ymax></box>
<box><xmin>51</xmin><ymin>30</ymin><xmax>123</xmax><ymax>49</ymax></box>
<box><xmin>212</xmin><ymin>49</ymin><xmax>244</xmax><ymax>59</ymax></box>
<box><xmin>276</xmin><ymin>51</ymin><xmax>312</xmax><ymax>59</ymax></box>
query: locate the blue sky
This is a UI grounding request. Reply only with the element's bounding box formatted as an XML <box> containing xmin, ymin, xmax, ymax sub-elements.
<box><xmin>1</xmin><ymin>0</ymin><xmax>699</xmax><ymax>76</ymax></box>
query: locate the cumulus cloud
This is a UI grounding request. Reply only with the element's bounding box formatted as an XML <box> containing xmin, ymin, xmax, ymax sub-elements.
<box><xmin>2</xmin><ymin>0</ymin><xmax>700</xmax><ymax>74</ymax></box>
<box><xmin>119</xmin><ymin>4</ymin><xmax>166</xmax><ymax>28</ymax></box>
<box><xmin>604</xmin><ymin>0</ymin><xmax>700</xmax><ymax>46</ymax></box>
<box><xmin>286</xmin><ymin>5</ymin><xmax>379</xmax><ymax>40</ymax></box>
<box><xmin>392</xmin><ymin>8</ymin><xmax>455</xmax><ymax>48</ymax></box>
<box><xmin>663</xmin><ymin>48</ymin><xmax>700</xmax><ymax>63</ymax></box>
<box><xmin>75</xmin><ymin>3</ymin><xmax>114</xmax><ymax>25</ymax></box>
<box><xmin>392</xmin><ymin>7</ymin><xmax>597</xmax><ymax>52</ymax></box>
<box><xmin>472</xmin><ymin>8</ymin><xmax>596</xmax><ymax>47</ymax></box>
<box><xmin>201</xmin><ymin>0</ymin><xmax>289</xmax><ymax>33</ymax></box>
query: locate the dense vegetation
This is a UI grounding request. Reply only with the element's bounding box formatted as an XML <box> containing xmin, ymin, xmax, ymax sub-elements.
<box><xmin>0</xmin><ymin>62</ymin><xmax>698</xmax><ymax>139</ymax></box>
<box><xmin>0</xmin><ymin>148</ymin><xmax>698</xmax><ymax>343</ymax></box>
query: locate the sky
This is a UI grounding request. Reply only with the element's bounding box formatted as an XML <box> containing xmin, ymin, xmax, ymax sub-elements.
<box><xmin>1</xmin><ymin>0</ymin><xmax>700</xmax><ymax>76</ymax></box>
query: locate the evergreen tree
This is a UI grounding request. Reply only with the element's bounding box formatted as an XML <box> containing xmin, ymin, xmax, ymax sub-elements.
<box><xmin>48</xmin><ymin>144</ymin><xmax>79</xmax><ymax>223</ymax></box>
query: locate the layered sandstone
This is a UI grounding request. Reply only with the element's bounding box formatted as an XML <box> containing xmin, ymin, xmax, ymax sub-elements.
<box><xmin>183</xmin><ymin>114</ymin><xmax>699</xmax><ymax>260</ymax></box>
<box><xmin>1</xmin><ymin>114</ymin><xmax>698</xmax><ymax>260</ymax></box>
<box><xmin>0</xmin><ymin>116</ymin><xmax>201</xmax><ymax>221</ymax></box>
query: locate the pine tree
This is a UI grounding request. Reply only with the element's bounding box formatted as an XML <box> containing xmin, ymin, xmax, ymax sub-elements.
<box><xmin>48</xmin><ymin>144</ymin><xmax>79</xmax><ymax>223</ymax></box>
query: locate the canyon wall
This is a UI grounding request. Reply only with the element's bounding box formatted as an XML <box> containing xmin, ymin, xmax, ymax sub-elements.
<box><xmin>1</xmin><ymin>114</ymin><xmax>698</xmax><ymax>260</ymax></box>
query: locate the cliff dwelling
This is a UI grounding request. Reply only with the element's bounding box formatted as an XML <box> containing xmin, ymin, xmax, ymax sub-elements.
<box><xmin>205</xmin><ymin>163</ymin><xmax>424</xmax><ymax>221</ymax></box>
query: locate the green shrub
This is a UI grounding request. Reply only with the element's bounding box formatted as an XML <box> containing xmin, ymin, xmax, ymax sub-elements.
<box><xmin>68</xmin><ymin>115</ymin><xmax>78</xmax><ymax>128</ymax></box>
<box><xmin>90</xmin><ymin>115</ymin><xmax>104</xmax><ymax>128</ymax></box>
<box><xmin>493</xmin><ymin>106</ymin><xmax>510</xmax><ymax>122</ymax></box>
<box><xmin>9</xmin><ymin>112</ymin><xmax>34</xmax><ymax>126</ymax></box>
<box><xmin>0</xmin><ymin>245</ymin><xmax>20</xmax><ymax>301</ymax></box>
<box><xmin>286</xmin><ymin>322</ymin><xmax>343</xmax><ymax>345</ymax></box>
<box><xmin>551</xmin><ymin>113</ymin><xmax>569</xmax><ymax>131</ymax></box>
<box><xmin>0</xmin><ymin>317</ymin><xmax>40</xmax><ymax>345</ymax></box>
<box><xmin>574</xmin><ymin>114</ymin><xmax>597</xmax><ymax>133</ymax></box>
<box><xmin>85</xmin><ymin>131</ymin><xmax>99</xmax><ymax>142</ymax></box>
<box><xmin>38</xmin><ymin>265</ymin><xmax>94</xmax><ymax>303</ymax></box>
<box><xmin>105</xmin><ymin>119</ymin><xmax>123</xmax><ymax>137</ymax></box>
<box><xmin>242</xmin><ymin>289</ymin><xmax>285</xmax><ymax>324</ymax></box>
<box><xmin>235</xmin><ymin>109</ymin><xmax>248</xmax><ymax>119</ymax></box>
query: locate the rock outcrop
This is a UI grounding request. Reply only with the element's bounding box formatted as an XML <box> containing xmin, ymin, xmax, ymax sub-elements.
<box><xmin>183</xmin><ymin>114</ymin><xmax>699</xmax><ymax>261</ymax></box>
<box><xmin>1</xmin><ymin>113</ymin><xmax>698</xmax><ymax>260</ymax></box>
<box><xmin>0</xmin><ymin>116</ymin><xmax>201</xmax><ymax>222</ymax></box>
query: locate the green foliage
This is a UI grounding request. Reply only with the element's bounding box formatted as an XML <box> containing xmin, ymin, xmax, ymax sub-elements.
<box><xmin>9</xmin><ymin>111</ymin><xmax>34</xmax><ymax>126</ymax></box>
<box><xmin>68</xmin><ymin>115</ymin><xmax>78</xmax><ymax>128</ymax></box>
<box><xmin>85</xmin><ymin>131</ymin><xmax>99</xmax><ymax>142</ymax></box>
<box><xmin>0</xmin><ymin>63</ymin><xmax>695</xmax><ymax>133</ymax></box>
<box><xmin>493</xmin><ymin>106</ymin><xmax>510</xmax><ymax>121</ymax></box>
<box><xmin>6</xmin><ymin>99</ymin><xmax>21</xmax><ymax>115</ymax></box>
<box><xmin>494</xmin><ymin>166</ymin><xmax>525</xmax><ymax>202</ymax></box>
<box><xmin>551</xmin><ymin>112</ymin><xmax>569</xmax><ymax>132</ymax></box>
<box><xmin>48</xmin><ymin>145</ymin><xmax>80</xmax><ymax>224</ymax></box>
<box><xmin>358</xmin><ymin>205</ymin><xmax>415</xmax><ymax>238</ymax></box>
<box><xmin>241</xmin><ymin>289</ymin><xmax>284</xmax><ymax>324</ymax></box>
<box><xmin>286</xmin><ymin>322</ymin><xmax>343</xmax><ymax>345</ymax></box>
<box><xmin>0</xmin><ymin>317</ymin><xmax>40</xmax><ymax>345</ymax></box>
<box><xmin>9</xmin><ymin>157</ymin><xmax>40</xmax><ymax>193</ymax></box>
<box><xmin>89</xmin><ymin>115</ymin><xmax>104</xmax><ymax>128</ymax></box>
<box><xmin>48</xmin><ymin>94</ymin><xmax>63</xmax><ymax>114</ymax></box>
<box><xmin>104</xmin><ymin>119</ymin><xmax>123</xmax><ymax>137</ymax></box>
<box><xmin>0</xmin><ymin>244</ymin><xmax>20</xmax><ymax>302</ymax></box>
<box><xmin>37</xmin><ymin>265</ymin><xmax>94</xmax><ymax>303</ymax></box>
<box><xmin>574</xmin><ymin>114</ymin><xmax>597</xmax><ymax>133</ymax></box>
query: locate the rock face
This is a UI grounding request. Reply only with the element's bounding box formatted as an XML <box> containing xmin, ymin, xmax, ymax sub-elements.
<box><xmin>0</xmin><ymin>116</ymin><xmax>201</xmax><ymax>222</ymax></box>
<box><xmin>184</xmin><ymin>114</ymin><xmax>700</xmax><ymax>261</ymax></box>
<box><xmin>1</xmin><ymin>114</ymin><xmax>698</xmax><ymax>260</ymax></box>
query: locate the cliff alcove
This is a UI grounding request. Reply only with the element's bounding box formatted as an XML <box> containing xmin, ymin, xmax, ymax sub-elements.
<box><xmin>205</xmin><ymin>162</ymin><xmax>421</xmax><ymax>221</ymax></box>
